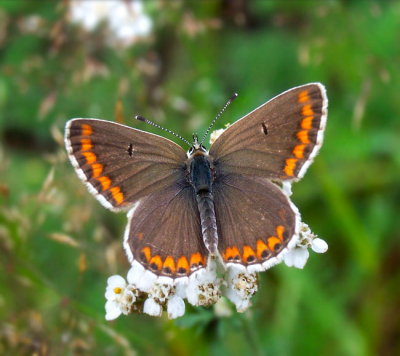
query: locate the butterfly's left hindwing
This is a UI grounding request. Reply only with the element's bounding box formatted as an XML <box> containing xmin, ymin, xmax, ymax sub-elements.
<box><xmin>210</xmin><ymin>83</ymin><xmax>327</xmax><ymax>181</ymax></box>
<box><xmin>213</xmin><ymin>174</ymin><xmax>300</xmax><ymax>271</ymax></box>
<box><xmin>65</xmin><ymin>119</ymin><xmax>187</xmax><ymax>211</ymax></box>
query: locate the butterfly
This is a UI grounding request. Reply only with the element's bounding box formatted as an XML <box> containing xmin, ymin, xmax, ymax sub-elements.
<box><xmin>65</xmin><ymin>83</ymin><xmax>327</xmax><ymax>281</ymax></box>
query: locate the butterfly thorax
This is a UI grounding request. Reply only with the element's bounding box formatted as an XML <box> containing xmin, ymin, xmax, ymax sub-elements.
<box><xmin>188</xmin><ymin>150</ymin><xmax>214</xmax><ymax>194</ymax></box>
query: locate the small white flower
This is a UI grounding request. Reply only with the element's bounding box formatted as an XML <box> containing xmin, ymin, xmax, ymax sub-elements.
<box><xmin>283</xmin><ymin>248</ymin><xmax>310</xmax><ymax>269</ymax></box>
<box><xmin>69</xmin><ymin>0</ymin><xmax>152</xmax><ymax>46</ymax></box>
<box><xmin>143</xmin><ymin>297</ymin><xmax>162</xmax><ymax>317</ymax></box>
<box><xmin>283</xmin><ymin>223</ymin><xmax>328</xmax><ymax>269</ymax></box>
<box><xmin>105</xmin><ymin>275</ymin><xmax>126</xmax><ymax>320</ymax></box>
<box><xmin>167</xmin><ymin>295</ymin><xmax>185</xmax><ymax>319</ymax></box>
<box><xmin>186</xmin><ymin>261</ymin><xmax>221</xmax><ymax>307</ymax></box>
<box><xmin>209</xmin><ymin>128</ymin><xmax>226</xmax><ymax>145</ymax></box>
<box><xmin>222</xmin><ymin>266</ymin><xmax>258</xmax><ymax>313</ymax></box>
<box><xmin>214</xmin><ymin>297</ymin><xmax>233</xmax><ymax>317</ymax></box>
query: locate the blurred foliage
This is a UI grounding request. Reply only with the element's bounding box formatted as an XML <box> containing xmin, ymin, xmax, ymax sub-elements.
<box><xmin>1</xmin><ymin>0</ymin><xmax>399</xmax><ymax>355</ymax></box>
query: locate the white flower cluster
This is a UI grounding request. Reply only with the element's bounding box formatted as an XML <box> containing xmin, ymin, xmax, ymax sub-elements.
<box><xmin>69</xmin><ymin>0</ymin><xmax>152</xmax><ymax>46</ymax></box>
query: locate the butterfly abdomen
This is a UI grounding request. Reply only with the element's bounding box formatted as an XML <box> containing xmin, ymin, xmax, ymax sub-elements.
<box><xmin>189</xmin><ymin>152</ymin><xmax>218</xmax><ymax>255</ymax></box>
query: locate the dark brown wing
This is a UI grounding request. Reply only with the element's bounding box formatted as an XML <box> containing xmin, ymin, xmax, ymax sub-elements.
<box><xmin>123</xmin><ymin>180</ymin><xmax>208</xmax><ymax>279</ymax></box>
<box><xmin>209</xmin><ymin>83</ymin><xmax>327</xmax><ymax>181</ymax></box>
<box><xmin>213</xmin><ymin>173</ymin><xmax>300</xmax><ymax>271</ymax></box>
<box><xmin>65</xmin><ymin>119</ymin><xmax>187</xmax><ymax>211</ymax></box>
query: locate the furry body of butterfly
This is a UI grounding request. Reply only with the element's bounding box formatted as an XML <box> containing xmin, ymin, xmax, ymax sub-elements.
<box><xmin>189</xmin><ymin>151</ymin><xmax>218</xmax><ymax>255</ymax></box>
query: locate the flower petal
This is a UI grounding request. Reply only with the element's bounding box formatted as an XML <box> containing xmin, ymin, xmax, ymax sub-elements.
<box><xmin>107</xmin><ymin>275</ymin><xmax>126</xmax><ymax>289</ymax></box>
<box><xmin>167</xmin><ymin>295</ymin><xmax>185</xmax><ymax>319</ymax></box>
<box><xmin>105</xmin><ymin>300</ymin><xmax>122</xmax><ymax>320</ymax></box>
<box><xmin>143</xmin><ymin>298</ymin><xmax>162</xmax><ymax>317</ymax></box>
<box><xmin>311</xmin><ymin>238</ymin><xmax>328</xmax><ymax>253</ymax></box>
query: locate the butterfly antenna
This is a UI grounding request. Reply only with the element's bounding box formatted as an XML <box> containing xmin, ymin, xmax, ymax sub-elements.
<box><xmin>135</xmin><ymin>116</ymin><xmax>192</xmax><ymax>147</ymax></box>
<box><xmin>200</xmin><ymin>93</ymin><xmax>238</xmax><ymax>146</ymax></box>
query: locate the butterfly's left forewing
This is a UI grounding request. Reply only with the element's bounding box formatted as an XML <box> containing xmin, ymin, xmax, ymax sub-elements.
<box><xmin>209</xmin><ymin>83</ymin><xmax>327</xmax><ymax>181</ymax></box>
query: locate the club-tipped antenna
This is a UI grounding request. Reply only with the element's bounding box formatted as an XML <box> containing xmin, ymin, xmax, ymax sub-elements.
<box><xmin>135</xmin><ymin>115</ymin><xmax>192</xmax><ymax>147</ymax></box>
<box><xmin>200</xmin><ymin>93</ymin><xmax>238</xmax><ymax>146</ymax></box>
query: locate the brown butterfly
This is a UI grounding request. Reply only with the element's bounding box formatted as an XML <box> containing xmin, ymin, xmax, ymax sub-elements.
<box><xmin>65</xmin><ymin>83</ymin><xmax>327</xmax><ymax>282</ymax></box>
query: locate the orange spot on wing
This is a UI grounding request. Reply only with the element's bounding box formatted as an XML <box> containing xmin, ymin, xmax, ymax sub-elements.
<box><xmin>82</xmin><ymin>151</ymin><xmax>96</xmax><ymax>164</ymax></box>
<box><xmin>81</xmin><ymin>124</ymin><xmax>93</xmax><ymax>136</ymax></box>
<box><xmin>242</xmin><ymin>245</ymin><xmax>256</xmax><ymax>263</ymax></box>
<box><xmin>190</xmin><ymin>252</ymin><xmax>205</xmax><ymax>268</ymax></box>
<box><xmin>293</xmin><ymin>144</ymin><xmax>306</xmax><ymax>159</ymax></box>
<box><xmin>91</xmin><ymin>163</ymin><xmax>103</xmax><ymax>178</ymax></box>
<box><xmin>149</xmin><ymin>255</ymin><xmax>162</xmax><ymax>270</ymax></box>
<box><xmin>284</xmin><ymin>158</ymin><xmax>297</xmax><ymax>176</ymax></box>
<box><xmin>276</xmin><ymin>225</ymin><xmax>285</xmax><ymax>240</ymax></box>
<box><xmin>302</xmin><ymin>104</ymin><xmax>314</xmax><ymax>116</ymax></box>
<box><xmin>177</xmin><ymin>256</ymin><xmax>189</xmax><ymax>273</ymax></box>
<box><xmin>80</xmin><ymin>138</ymin><xmax>92</xmax><ymax>151</ymax></box>
<box><xmin>268</xmin><ymin>237</ymin><xmax>281</xmax><ymax>251</ymax></box>
<box><xmin>223</xmin><ymin>246</ymin><xmax>241</xmax><ymax>261</ymax></box>
<box><xmin>163</xmin><ymin>256</ymin><xmax>176</xmax><ymax>274</ymax></box>
<box><xmin>135</xmin><ymin>232</ymin><xmax>143</xmax><ymax>240</ymax></box>
<box><xmin>256</xmin><ymin>240</ymin><xmax>269</xmax><ymax>260</ymax></box>
<box><xmin>110</xmin><ymin>186</ymin><xmax>124</xmax><ymax>205</ymax></box>
<box><xmin>301</xmin><ymin>116</ymin><xmax>313</xmax><ymax>130</ymax></box>
<box><xmin>297</xmin><ymin>130</ymin><xmax>310</xmax><ymax>144</ymax></box>
<box><xmin>141</xmin><ymin>247</ymin><xmax>151</xmax><ymax>262</ymax></box>
<box><xmin>298</xmin><ymin>90</ymin><xmax>310</xmax><ymax>103</ymax></box>
<box><xmin>97</xmin><ymin>176</ymin><xmax>111</xmax><ymax>190</ymax></box>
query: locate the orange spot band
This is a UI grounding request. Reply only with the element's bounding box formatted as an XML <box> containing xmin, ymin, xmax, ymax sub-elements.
<box><xmin>223</xmin><ymin>246</ymin><xmax>241</xmax><ymax>261</ymax></box>
<box><xmin>97</xmin><ymin>176</ymin><xmax>111</xmax><ymax>190</ymax></box>
<box><xmin>268</xmin><ymin>237</ymin><xmax>281</xmax><ymax>251</ymax></box>
<box><xmin>293</xmin><ymin>144</ymin><xmax>306</xmax><ymax>159</ymax></box>
<box><xmin>242</xmin><ymin>245</ymin><xmax>256</xmax><ymax>263</ymax></box>
<box><xmin>110</xmin><ymin>186</ymin><xmax>124</xmax><ymax>205</ymax></box>
<box><xmin>142</xmin><ymin>247</ymin><xmax>151</xmax><ymax>262</ymax></box>
<box><xmin>190</xmin><ymin>252</ymin><xmax>205</xmax><ymax>267</ymax></box>
<box><xmin>298</xmin><ymin>90</ymin><xmax>310</xmax><ymax>103</ymax></box>
<box><xmin>277</xmin><ymin>225</ymin><xmax>285</xmax><ymax>240</ymax></box>
<box><xmin>82</xmin><ymin>151</ymin><xmax>96</xmax><ymax>164</ymax></box>
<box><xmin>256</xmin><ymin>240</ymin><xmax>269</xmax><ymax>260</ymax></box>
<box><xmin>81</xmin><ymin>124</ymin><xmax>93</xmax><ymax>136</ymax></box>
<box><xmin>297</xmin><ymin>130</ymin><xmax>310</xmax><ymax>144</ymax></box>
<box><xmin>301</xmin><ymin>116</ymin><xmax>313</xmax><ymax>130</ymax></box>
<box><xmin>284</xmin><ymin>158</ymin><xmax>297</xmax><ymax>176</ymax></box>
<box><xmin>302</xmin><ymin>104</ymin><xmax>314</xmax><ymax>116</ymax></box>
<box><xmin>91</xmin><ymin>163</ymin><xmax>103</xmax><ymax>178</ymax></box>
<box><xmin>177</xmin><ymin>256</ymin><xmax>189</xmax><ymax>273</ymax></box>
<box><xmin>149</xmin><ymin>255</ymin><xmax>162</xmax><ymax>270</ymax></box>
<box><xmin>163</xmin><ymin>256</ymin><xmax>176</xmax><ymax>274</ymax></box>
<box><xmin>80</xmin><ymin>138</ymin><xmax>92</xmax><ymax>151</ymax></box>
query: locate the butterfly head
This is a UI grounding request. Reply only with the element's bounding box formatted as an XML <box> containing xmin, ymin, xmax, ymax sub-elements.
<box><xmin>188</xmin><ymin>133</ymin><xmax>207</xmax><ymax>157</ymax></box>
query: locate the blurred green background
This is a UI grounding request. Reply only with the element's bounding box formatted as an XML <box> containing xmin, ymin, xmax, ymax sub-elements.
<box><xmin>1</xmin><ymin>1</ymin><xmax>399</xmax><ymax>355</ymax></box>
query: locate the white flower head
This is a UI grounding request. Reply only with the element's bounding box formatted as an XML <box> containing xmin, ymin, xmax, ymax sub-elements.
<box><xmin>105</xmin><ymin>274</ymin><xmax>146</xmax><ymax>320</ymax></box>
<box><xmin>283</xmin><ymin>223</ymin><xmax>328</xmax><ymax>269</ymax></box>
<box><xmin>69</xmin><ymin>0</ymin><xmax>152</xmax><ymax>47</ymax></box>
<box><xmin>222</xmin><ymin>266</ymin><xmax>259</xmax><ymax>313</ymax></box>
<box><xmin>209</xmin><ymin>124</ymin><xmax>231</xmax><ymax>146</ymax></box>
<box><xmin>185</xmin><ymin>260</ymin><xmax>222</xmax><ymax>307</ymax></box>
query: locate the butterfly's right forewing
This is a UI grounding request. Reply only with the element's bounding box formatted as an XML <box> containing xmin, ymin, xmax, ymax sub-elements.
<box><xmin>65</xmin><ymin>119</ymin><xmax>188</xmax><ymax>211</ymax></box>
